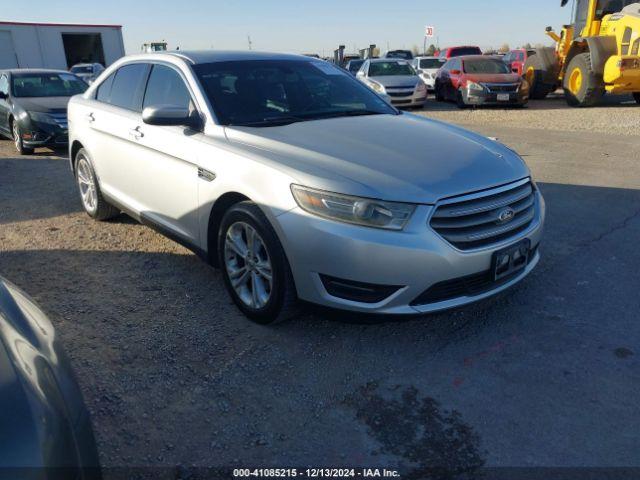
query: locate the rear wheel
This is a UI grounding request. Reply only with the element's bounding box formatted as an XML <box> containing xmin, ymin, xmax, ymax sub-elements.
<box><xmin>523</xmin><ymin>53</ymin><xmax>556</xmax><ymax>100</ymax></box>
<box><xmin>12</xmin><ymin>121</ymin><xmax>34</xmax><ymax>155</ymax></box>
<box><xmin>75</xmin><ymin>148</ymin><xmax>120</xmax><ymax>220</ymax></box>
<box><xmin>563</xmin><ymin>53</ymin><xmax>605</xmax><ymax>107</ymax></box>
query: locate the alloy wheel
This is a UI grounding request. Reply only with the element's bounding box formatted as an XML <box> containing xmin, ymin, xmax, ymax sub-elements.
<box><xmin>224</xmin><ymin>221</ymin><xmax>273</xmax><ymax>309</ymax></box>
<box><xmin>76</xmin><ymin>155</ymin><xmax>98</xmax><ymax>213</ymax></box>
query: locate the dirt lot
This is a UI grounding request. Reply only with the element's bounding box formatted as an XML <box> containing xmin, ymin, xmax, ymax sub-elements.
<box><xmin>1</xmin><ymin>98</ymin><xmax>639</xmax><ymax>478</ymax></box>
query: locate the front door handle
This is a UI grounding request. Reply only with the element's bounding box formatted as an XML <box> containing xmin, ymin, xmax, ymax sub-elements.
<box><xmin>86</xmin><ymin>112</ymin><xmax>95</xmax><ymax>123</ymax></box>
<box><xmin>128</xmin><ymin>126</ymin><xmax>144</xmax><ymax>140</ymax></box>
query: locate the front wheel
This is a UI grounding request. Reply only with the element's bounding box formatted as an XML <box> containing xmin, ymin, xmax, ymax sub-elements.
<box><xmin>563</xmin><ymin>53</ymin><xmax>604</xmax><ymax>107</ymax></box>
<box><xmin>12</xmin><ymin>121</ymin><xmax>34</xmax><ymax>155</ymax></box>
<box><xmin>218</xmin><ymin>201</ymin><xmax>297</xmax><ymax>324</ymax></box>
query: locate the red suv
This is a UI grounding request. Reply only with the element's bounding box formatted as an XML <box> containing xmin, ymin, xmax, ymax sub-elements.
<box><xmin>503</xmin><ymin>49</ymin><xmax>536</xmax><ymax>76</ymax></box>
<box><xmin>435</xmin><ymin>55</ymin><xmax>529</xmax><ymax>108</ymax></box>
<box><xmin>438</xmin><ymin>46</ymin><xmax>482</xmax><ymax>60</ymax></box>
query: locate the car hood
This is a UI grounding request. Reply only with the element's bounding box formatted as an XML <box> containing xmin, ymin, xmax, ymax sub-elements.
<box><xmin>370</xmin><ymin>75</ymin><xmax>420</xmax><ymax>88</ymax></box>
<box><xmin>14</xmin><ymin>96</ymin><xmax>70</xmax><ymax>114</ymax></box>
<box><xmin>465</xmin><ymin>73</ymin><xmax>521</xmax><ymax>84</ymax></box>
<box><xmin>224</xmin><ymin>113</ymin><xmax>529</xmax><ymax>204</ymax></box>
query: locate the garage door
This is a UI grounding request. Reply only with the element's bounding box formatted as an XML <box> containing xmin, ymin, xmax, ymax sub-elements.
<box><xmin>0</xmin><ymin>31</ymin><xmax>19</xmax><ymax>69</ymax></box>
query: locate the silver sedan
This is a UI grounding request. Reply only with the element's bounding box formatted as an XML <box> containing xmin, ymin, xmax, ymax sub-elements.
<box><xmin>68</xmin><ymin>51</ymin><xmax>544</xmax><ymax>324</ymax></box>
<box><xmin>356</xmin><ymin>58</ymin><xmax>427</xmax><ymax>108</ymax></box>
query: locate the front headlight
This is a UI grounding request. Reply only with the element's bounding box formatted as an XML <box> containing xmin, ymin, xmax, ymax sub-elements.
<box><xmin>291</xmin><ymin>185</ymin><xmax>416</xmax><ymax>231</ymax></box>
<box><xmin>467</xmin><ymin>81</ymin><xmax>485</xmax><ymax>92</ymax></box>
<box><xmin>415</xmin><ymin>82</ymin><xmax>427</xmax><ymax>93</ymax></box>
<box><xmin>29</xmin><ymin>112</ymin><xmax>57</xmax><ymax>125</ymax></box>
<box><xmin>369</xmin><ymin>81</ymin><xmax>386</xmax><ymax>94</ymax></box>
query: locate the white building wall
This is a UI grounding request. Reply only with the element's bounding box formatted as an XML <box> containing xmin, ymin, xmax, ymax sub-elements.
<box><xmin>0</xmin><ymin>23</ymin><xmax>125</xmax><ymax>70</ymax></box>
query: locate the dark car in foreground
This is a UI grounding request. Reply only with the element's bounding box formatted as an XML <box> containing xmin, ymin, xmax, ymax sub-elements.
<box><xmin>435</xmin><ymin>56</ymin><xmax>529</xmax><ymax>108</ymax></box>
<box><xmin>0</xmin><ymin>277</ymin><xmax>100</xmax><ymax>478</ymax></box>
<box><xmin>0</xmin><ymin>69</ymin><xmax>87</xmax><ymax>154</ymax></box>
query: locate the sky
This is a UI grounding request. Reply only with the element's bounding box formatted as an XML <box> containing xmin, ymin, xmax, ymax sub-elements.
<box><xmin>11</xmin><ymin>0</ymin><xmax>573</xmax><ymax>55</ymax></box>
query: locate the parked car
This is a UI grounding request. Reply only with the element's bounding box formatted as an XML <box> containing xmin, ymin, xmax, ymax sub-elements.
<box><xmin>384</xmin><ymin>50</ymin><xmax>414</xmax><ymax>60</ymax></box>
<box><xmin>503</xmin><ymin>49</ymin><xmax>537</xmax><ymax>76</ymax></box>
<box><xmin>345</xmin><ymin>59</ymin><xmax>365</xmax><ymax>75</ymax></box>
<box><xmin>340</xmin><ymin>54</ymin><xmax>361</xmax><ymax>68</ymax></box>
<box><xmin>412</xmin><ymin>56</ymin><xmax>445</xmax><ymax>91</ymax></box>
<box><xmin>68</xmin><ymin>51</ymin><xmax>544</xmax><ymax>323</ymax></box>
<box><xmin>438</xmin><ymin>46</ymin><xmax>483</xmax><ymax>59</ymax></box>
<box><xmin>356</xmin><ymin>58</ymin><xmax>427</xmax><ymax>108</ymax></box>
<box><xmin>435</xmin><ymin>56</ymin><xmax>530</xmax><ymax>108</ymax></box>
<box><xmin>0</xmin><ymin>276</ymin><xmax>101</xmax><ymax>478</ymax></box>
<box><xmin>0</xmin><ymin>69</ymin><xmax>87</xmax><ymax>154</ymax></box>
<box><xmin>70</xmin><ymin>63</ymin><xmax>106</xmax><ymax>84</ymax></box>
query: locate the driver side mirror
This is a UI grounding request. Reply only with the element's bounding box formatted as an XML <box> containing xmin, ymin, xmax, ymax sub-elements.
<box><xmin>142</xmin><ymin>105</ymin><xmax>202</xmax><ymax>129</ymax></box>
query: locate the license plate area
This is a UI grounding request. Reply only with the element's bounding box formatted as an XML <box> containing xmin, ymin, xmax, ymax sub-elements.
<box><xmin>492</xmin><ymin>239</ymin><xmax>531</xmax><ymax>281</ymax></box>
<box><xmin>497</xmin><ymin>93</ymin><xmax>511</xmax><ymax>101</ymax></box>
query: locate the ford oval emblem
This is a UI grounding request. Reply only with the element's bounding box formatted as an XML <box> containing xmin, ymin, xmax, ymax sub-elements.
<box><xmin>497</xmin><ymin>207</ymin><xmax>516</xmax><ymax>224</ymax></box>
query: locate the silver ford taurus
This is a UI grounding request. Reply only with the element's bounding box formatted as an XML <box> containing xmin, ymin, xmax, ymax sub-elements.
<box><xmin>68</xmin><ymin>51</ymin><xmax>545</xmax><ymax>324</ymax></box>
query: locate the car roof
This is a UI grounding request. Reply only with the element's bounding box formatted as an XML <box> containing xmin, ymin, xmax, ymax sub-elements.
<box><xmin>1</xmin><ymin>68</ymin><xmax>72</xmax><ymax>75</ymax></box>
<box><xmin>454</xmin><ymin>55</ymin><xmax>500</xmax><ymax>61</ymax></box>
<box><xmin>368</xmin><ymin>57</ymin><xmax>412</xmax><ymax>63</ymax></box>
<box><xmin>148</xmin><ymin>50</ymin><xmax>320</xmax><ymax>65</ymax></box>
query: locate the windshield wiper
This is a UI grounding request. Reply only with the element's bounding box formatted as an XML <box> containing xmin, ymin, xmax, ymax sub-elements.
<box><xmin>301</xmin><ymin>109</ymin><xmax>389</xmax><ymax>120</ymax></box>
<box><xmin>229</xmin><ymin>115</ymin><xmax>306</xmax><ymax>127</ymax></box>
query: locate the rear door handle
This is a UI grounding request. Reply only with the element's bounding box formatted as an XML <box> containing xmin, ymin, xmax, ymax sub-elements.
<box><xmin>86</xmin><ymin>112</ymin><xmax>95</xmax><ymax>123</ymax></box>
<box><xmin>128</xmin><ymin>126</ymin><xmax>144</xmax><ymax>140</ymax></box>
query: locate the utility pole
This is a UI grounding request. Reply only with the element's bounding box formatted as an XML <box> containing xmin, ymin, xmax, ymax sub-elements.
<box><xmin>247</xmin><ymin>35</ymin><xmax>252</xmax><ymax>50</ymax></box>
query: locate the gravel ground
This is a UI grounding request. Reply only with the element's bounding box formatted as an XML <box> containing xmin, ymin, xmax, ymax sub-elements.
<box><xmin>0</xmin><ymin>102</ymin><xmax>639</xmax><ymax>478</ymax></box>
<box><xmin>420</xmin><ymin>93</ymin><xmax>640</xmax><ymax>136</ymax></box>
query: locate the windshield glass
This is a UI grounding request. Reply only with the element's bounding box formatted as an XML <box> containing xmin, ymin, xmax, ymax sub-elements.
<box><xmin>463</xmin><ymin>59</ymin><xmax>511</xmax><ymax>74</ymax></box>
<box><xmin>193</xmin><ymin>60</ymin><xmax>397</xmax><ymax>127</ymax></box>
<box><xmin>419</xmin><ymin>58</ymin><xmax>443</xmax><ymax>69</ymax></box>
<box><xmin>70</xmin><ymin>66</ymin><xmax>93</xmax><ymax>74</ymax></box>
<box><xmin>596</xmin><ymin>0</ymin><xmax>636</xmax><ymax>17</ymax></box>
<box><xmin>12</xmin><ymin>72</ymin><xmax>88</xmax><ymax>98</ymax></box>
<box><xmin>450</xmin><ymin>47</ymin><xmax>482</xmax><ymax>57</ymax></box>
<box><xmin>347</xmin><ymin>60</ymin><xmax>364</xmax><ymax>73</ymax></box>
<box><xmin>369</xmin><ymin>61</ymin><xmax>415</xmax><ymax>77</ymax></box>
<box><xmin>386</xmin><ymin>51</ymin><xmax>413</xmax><ymax>59</ymax></box>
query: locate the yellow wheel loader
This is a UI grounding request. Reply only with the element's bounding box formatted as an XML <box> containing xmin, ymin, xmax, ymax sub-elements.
<box><xmin>524</xmin><ymin>0</ymin><xmax>640</xmax><ymax>106</ymax></box>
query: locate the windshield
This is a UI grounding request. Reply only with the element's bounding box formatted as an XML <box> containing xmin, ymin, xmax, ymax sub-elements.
<box><xmin>11</xmin><ymin>72</ymin><xmax>88</xmax><ymax>98</ymax></box>
<box><xmin>450</xmin><ymin>47</ymin><xmax>482</xmax><ymax>57</ymax></box>
<box><xmin>596</xmin><ymin>0</ymin><xmax>636</xmax><ymax>17</ymax></box>
<box><xmin>386</xmin><ymin>51</ymin><xmax>413</xmax><ymax>60</ymax></box>
<box><xmin>70</xmin><ymin>66</ymin><xmax>93</xmax><ymax>74</ymax></box>
<box><xmin>347</xmin><ymin>61</ymin><xmax>364</xmax><ymax>73</ymax></box>
<box><xmin>419</xmin><ymin>58</ymin><xmax>443</xmax><ymax>69</ymax></box>
<box><xmin>369</xmin><ymin>61</ymin><xmax>416</xmax><ymax>77</ymax></box>
<box><xmin>193</xmin><ymin>60</ymin><xmax>397</xmax><ymax>127</ymax></box>
<box><xmin>463</xmin><ymin>59</ymin><xmax>511</xmax><ymax>74</ymax></box>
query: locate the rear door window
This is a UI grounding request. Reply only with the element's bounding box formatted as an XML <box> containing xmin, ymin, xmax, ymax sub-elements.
<box><xmin>107</xmin><ymin>64</ymin><xmax>149</xmax><ymax>112</ymax></box>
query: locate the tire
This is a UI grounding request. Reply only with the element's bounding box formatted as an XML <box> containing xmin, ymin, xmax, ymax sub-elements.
<box><xmin>74</xmin><ymin>148</ymin><xmax>120</xmax><ymax>220</ymax></box>
<box><xmin>633</xmin><ymin>92</ymin><xmax>640</xmax><ymax>104</ymax></box>
<box><xmin>563</xmin><ymin>53</ymin><xmax>605</xmax><ymax>107</ymax></box>
<box><xmin>11</xmin><ymin>120</ymin><xmax>34</xmax><ymax>155</ymax></box>
<box><xmin>434</xmin><ymin>82</ymin><xmax>445</xmax><ymax>102</ymax></box>
<box><xmin>456</xmin><ymin>88</ymin><xmax>467</xmax><ymax>109</ymax></box>
<box><xmin>523</xmin><ymin>53</ymin><xmax>556</xmax><ymax>100</ymax></box>
<box><xmin>218</xmin><ymin>201</ymin><xmax>298</xmax><ymax>324</ymax></box>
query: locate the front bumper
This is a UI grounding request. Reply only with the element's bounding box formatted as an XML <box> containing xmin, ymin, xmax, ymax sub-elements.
<box><xmin>420</xmin><ymin>75</ymin><xmax>436</xmax><ymax>90</ymax></box>
<box><xmin>19</xmin><ymin>118</ymin><xmax>69</xmax><ymax>148</ymax></box>
<box><xmin>275</xmin><ymin>191</ymin><xmax>545</xmax><ymax>315</ymax></box>
<box><xmin>387</xmin><ymin>91</ymin><xmax>427</xmax><ymax>108</ymax></box>
<box><xmin>463</xmin><ymin>88</ymin><xmax>528</xmax><ymax>106</ymax></box>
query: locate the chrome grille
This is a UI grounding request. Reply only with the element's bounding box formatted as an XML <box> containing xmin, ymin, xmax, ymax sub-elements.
<box><xmin>430</xmin><ymin>180</ymin><xmax>536</xmax><ymax>250</ymax></box>
<box><xmin>482</xmin><ymin>83</ymin><xmax>519</xmax><ymax>93</ymax></box>
<box><xmin>49</xmin><ymin>112</ymin><xmax>68</xmax><ymax>129</ymax></box>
